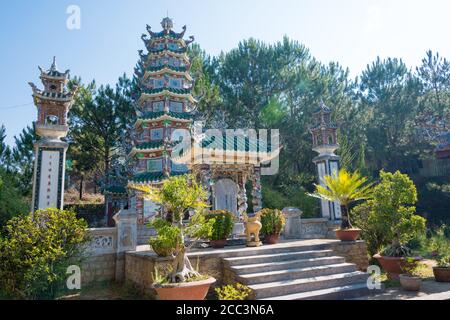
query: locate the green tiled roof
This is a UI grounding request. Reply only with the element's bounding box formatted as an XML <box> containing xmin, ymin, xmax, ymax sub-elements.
<box><xmin>44</xmin><ymin>70</ymin><xmax>67</xmax><ymax>78</ymax></box>
<box><xmin>104</xmin><ymin>185</ymin><xmax>127</xmax><ymax>195</ymax></box>
<box><xmin>134</xmin><ymin>140</ymin><xmax>165</xmax><ymax>150</ymax></box>
<box><xmin>140</xmin><ymin>111</ymin><xmax>193</xmax><ymax>121</ymax></box>
<box><xmin>147</xmin><ymin>65</ymin><xmax>188</xmax><ymax>73</ymax></box>
<box><xmin>143</xmin><ymin>87</ymin><xmax>192</xmax><ymax>95</ymax></box>
<box><xmin>150</xmin><ymin>30</ymin><xmax>185</xmax><ymax>40</ymax></box>
<box><xmin>201</xmin><ymin>135</ymin><xmax>272</xmax><ymax>152</ymax></box>
<box><xmin>131</xmin><ymin>171</ymin><xmax>187</xmax><ymax>183</ymax></box>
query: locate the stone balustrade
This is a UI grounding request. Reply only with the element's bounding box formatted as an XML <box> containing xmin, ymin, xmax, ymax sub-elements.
<box><xmin>81</xmin><ymin>227</ymin><xmax>118</xmax><ymax>285</ymax></box>
<box><xmin>80</xmin><ymin>209</ymin><xmax>138</xmax><ymax>285</ymax></box>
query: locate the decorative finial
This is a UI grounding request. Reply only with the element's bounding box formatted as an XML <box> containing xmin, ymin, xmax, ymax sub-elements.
<box><xmin>50</xmin><ymin>56</ymin><xmax>58</xmax><ymax>72</ymax></box>
<box><xmin>318</xmin><ymin>99</ymin><xmax>331</xmax><ymax>113</ymax></box>
<box><xmin>161</xmin><ymin>17</ymin><xmax>173</xmax><ymax>31</ymax></box>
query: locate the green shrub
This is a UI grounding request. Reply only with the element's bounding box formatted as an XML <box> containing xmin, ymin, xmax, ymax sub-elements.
<box><xmin>148</xmin><ymin>219</ymin><xmax>182</xmax><ymax>257</ymax></box>
<box><xmin>0</xmin><ymin>171</ymin><xmax>29</xmax><ymax>229</ymax></box>
<box><xmin>215</xmin><ymin>283</ymin><xmax>252</xmax><ymax>300</ymax></box>
<box><xmin>205</xmin><ymin>210</ymin><xmax>235</xmax><ymax>241</ymax></box>
<box><xmin>259</xmin><ymin>208</ymin><xmax>285</xmax><ymax>236</ymax></box>
<box><xmin>425</xmin><ymin>225</ymin><xmax>450</xmax><ymax>267</ymax></box>
<box><xmin>352</xmin><ymin>171</ymin><xmax>426</xmax><ymax>257</ymax></box>
<box><xmin>262</xmin><ymin>185</ymin><xmax>319</xmax><ymax>218</ymax></box>
<box><xmin>0</xmin><ymin>208</ymin><xmax>88</xmax><ymax>299</ymax></box>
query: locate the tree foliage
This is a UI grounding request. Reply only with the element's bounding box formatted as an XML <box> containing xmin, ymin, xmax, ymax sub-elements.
<box><xmin>353</xmin><ymin>171</ymin><xmax>427</xmax><ymax>256</ymax></box>
<box><xmin>0</xmin><ymin>209</ymin><xmax>88</xmax><ymax>299</ymax></box>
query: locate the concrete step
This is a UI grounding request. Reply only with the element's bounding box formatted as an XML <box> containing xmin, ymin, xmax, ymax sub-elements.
<box><xmin>229</xmin><ymin>256</ymin><xmax>346</xmax><ymax>274</ymax></box>
<box><xmin>259</xmin><ymin>283</ymin><xmax>373</xmax><ymax>300</ymax></box>
<box><xmin>237</xmin><ymin>263</ymin><xmax>358</xmax><ymax>285</ymax></box>
<box><xmin>249</xmin><ymin>271</ymin><xmax>369</xmax><ymax>299</ymax></box>
<box><xmin>223</xmin><ymin>249</ymin><xmax>335</xmax><ymax>266</ymax></box>
<box><xmin>214</xmin><ymin>242</ymin><xmax>333</xmax><ymax>258</ymax></box>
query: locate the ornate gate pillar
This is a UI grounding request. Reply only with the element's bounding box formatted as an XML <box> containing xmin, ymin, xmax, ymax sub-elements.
<box><xmin>251</xmin><ymin>167</ymin><xmax>262</xmax><ymax>213</ymax></box>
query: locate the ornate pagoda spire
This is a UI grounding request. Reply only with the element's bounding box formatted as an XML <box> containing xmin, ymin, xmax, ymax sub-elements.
<box><xmin>161</xmin><ymin>17</ymin><xmax>173</xmax><ymax>32</ymax></box>
<box><xmin>128</xmin><ymin>18</ymin><xmax>196</xmax><ymax>224</ymax></box>
<box><xmin>311</xmin><ymin>100</ymin><xmax>339</xmax><ymax>155</ymax></box>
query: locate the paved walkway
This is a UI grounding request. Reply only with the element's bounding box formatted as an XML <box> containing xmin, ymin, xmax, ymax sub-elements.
<box><xmin>355</xmin><ymin>280</ymin><xmax>450</xmax><ymax>300</ymax></box>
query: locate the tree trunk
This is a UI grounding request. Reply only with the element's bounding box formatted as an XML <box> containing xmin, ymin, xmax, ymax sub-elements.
<box><xmin>168</xmin><ymin>215</ymin><xmax>200</xmax><ymax>283</ymax></box>
<box><xmin>79</xmin><ymin>175</ymin><xmax>84</xmax><ymax>200</ymax></box>
<box><xmin>340</xmin><ymin>205</ymin><xmax>352</xmax><ymax>230</ymax></box>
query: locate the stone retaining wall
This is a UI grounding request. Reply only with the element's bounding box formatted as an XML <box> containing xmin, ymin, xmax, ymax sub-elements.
<box><xmin>125</xmin><ymin>249</ymin><xmax>224</xmax><ymax>297</ymax></box>
<box><xmin>330</xmin><ymin>240</ymin><xmax>369</xmax><ymax>271</ymax></box>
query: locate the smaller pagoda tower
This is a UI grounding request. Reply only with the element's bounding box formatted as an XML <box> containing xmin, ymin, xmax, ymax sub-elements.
<box><xmin>310</xmin><ymin>101</ymin><xmax>341</xmax><ymax>221</ymax></box>
<box><xmin>29</xmin><ymin>57</ymin><xmax>77</xmax><ymax>211</ymax></box>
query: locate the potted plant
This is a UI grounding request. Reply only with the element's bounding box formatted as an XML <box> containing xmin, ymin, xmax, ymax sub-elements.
<box><xmin>428</xmin><ymin>226</ymin><xmax>450</xmax><ymax>282</ymax></box>
<box><xmin>132</xmin><ymin>174</ymin><xmax>217</xmax><ymax>300</ymax></box>
<box><xmin>399</xmin><ymin>258</ymin><xmax>425</xmax><ymax>291</ymax></box>
<box><xmin>309</xmin><ymin>169</ymin><xmax>373</xmax><ymax>241</ymax></box>
<box><xmin>259</xmin><ymin>209</ymin><xmax>285</xmax><ymax>244</ymax></box>
<box><xmin>355</xmin><ymin>171</ymin><xmax>426</xmax><ymax>279</ymax></box>
<box><xmin>433</xmin><ymin>255</ymin><xmax>450</xmax><ymax>282</ymax></box>
<box><xmin>205</xmin><ymin>210</ymin><xmax>235</xmax><ymax>248</ymax></box>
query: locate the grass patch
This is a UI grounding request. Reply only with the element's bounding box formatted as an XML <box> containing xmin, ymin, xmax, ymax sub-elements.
<box><xmin>58</xmin><ymin>280</ymin><xmax>144</xmax><ymax>300</ymax></box>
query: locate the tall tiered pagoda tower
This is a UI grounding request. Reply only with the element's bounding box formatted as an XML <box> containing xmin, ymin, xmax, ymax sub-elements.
<box><xmin>29</xmin><ymin>57</ymin><xmax>77</xmax><ymax>211</ymax></box>
<box><xmin>128</xmin><ymin>18</ymin><xmax>195</xmax><ymax>223</ymax></box>
<box><xmin>310</xmin><ymin>101</ymin><xmax>342</xmax><ymax>221</ymax></box>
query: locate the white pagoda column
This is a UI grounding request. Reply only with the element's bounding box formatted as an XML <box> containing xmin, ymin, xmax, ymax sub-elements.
<box><xmin>29</xmin><ymin>57</ymin><xmax>77</xmax><ymax>211</ymax></box>
<box><xmin>310</xmin><ymin>101</ymin><xmax>341</xmax><ymax>221</ymax></box>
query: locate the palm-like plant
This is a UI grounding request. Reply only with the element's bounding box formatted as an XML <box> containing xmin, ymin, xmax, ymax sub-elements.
<box><xmin>309</xmin><ymin>169</ymin><xmax>373</xmax><ymax>230</ymax></box>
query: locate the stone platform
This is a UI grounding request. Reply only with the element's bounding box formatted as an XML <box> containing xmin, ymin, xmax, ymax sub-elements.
<box><xmin>124</xmin><ymin>239</ymin><xmax>370</xmax><ymax>299</ymax></box>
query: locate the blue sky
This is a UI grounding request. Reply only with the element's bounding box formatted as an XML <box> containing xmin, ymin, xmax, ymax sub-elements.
<box><xmin>0</xmin><ymin>0</ymin><xmax>449</xmax><ymax>145</ymax></box>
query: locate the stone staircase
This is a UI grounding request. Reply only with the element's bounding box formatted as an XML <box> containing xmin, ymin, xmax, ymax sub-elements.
<box><xmin>223</xmin><ymin>242</ymin><xmax>373</xmax><ymax>300</ymax></box>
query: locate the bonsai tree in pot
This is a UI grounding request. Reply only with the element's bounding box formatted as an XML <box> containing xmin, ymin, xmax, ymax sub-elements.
<box><xmin>427</xmin><ymin>226</ymin><xmax>450</xmax><ymax>282</ymax></box>
<box><xmin>399</xmin><ymin>258</ymin><xmax>426</xmax><ymax>291</ymax></box>
<box><xmin>132</xmin><ymin>174</ymin><xmax>216</xmax><ymax>300</ymax></box>
<box><xmin>259</xmin><ymin>209</ymin><xmax>286</xmax><ymax>244</ymax></box>
<box><xmin>308</xmin><ymin>169</ymin><xmax>373</xmax><ymax>241</ymax></box>
<box><xmin>434</xmin><ymin>254</ymin><xmax>450</xmax><ymax>282</ymax></box>
<box><xmin>353</xmin><ymin>171</ymin><xmax>426</xmax><ymax>279</ymax></box>
<box><xmin>205</xmin><ymin>210</ymin><xmax>235</xmax><ymax>248</ymax></box>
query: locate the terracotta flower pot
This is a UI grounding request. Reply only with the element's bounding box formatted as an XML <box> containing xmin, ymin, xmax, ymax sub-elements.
<box><xmin>264</xmin><ymin>234</ymin><xmax>280</xmax><ymax>245</ymax></box>
<box><xmin>399</xmin><ymin>274</ymin><xmax>421</xmax><ymax>291</ymax></box>
<box><xmin>153</xmin><ymin>277</ymin><xmax>216</xmax><ymax>300</ymax></box>
<box><xmin>210</xmin><ymin>239</ymin><xmax>227</xmax><ymax>249</ymax></box>
<box><xmin>433</xmin><ymin>267</ymin><xmax>450</xmax><ymax>282</ymax></box>
<box><xmin>374</xmin><ymin>254</ymin><xmax>422</xmax><ymax>280</ymax></box>
<box><xmin>335</xmin><ymin>229</ymin><xmax>361</xmax><ymax>242</ymax></box>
